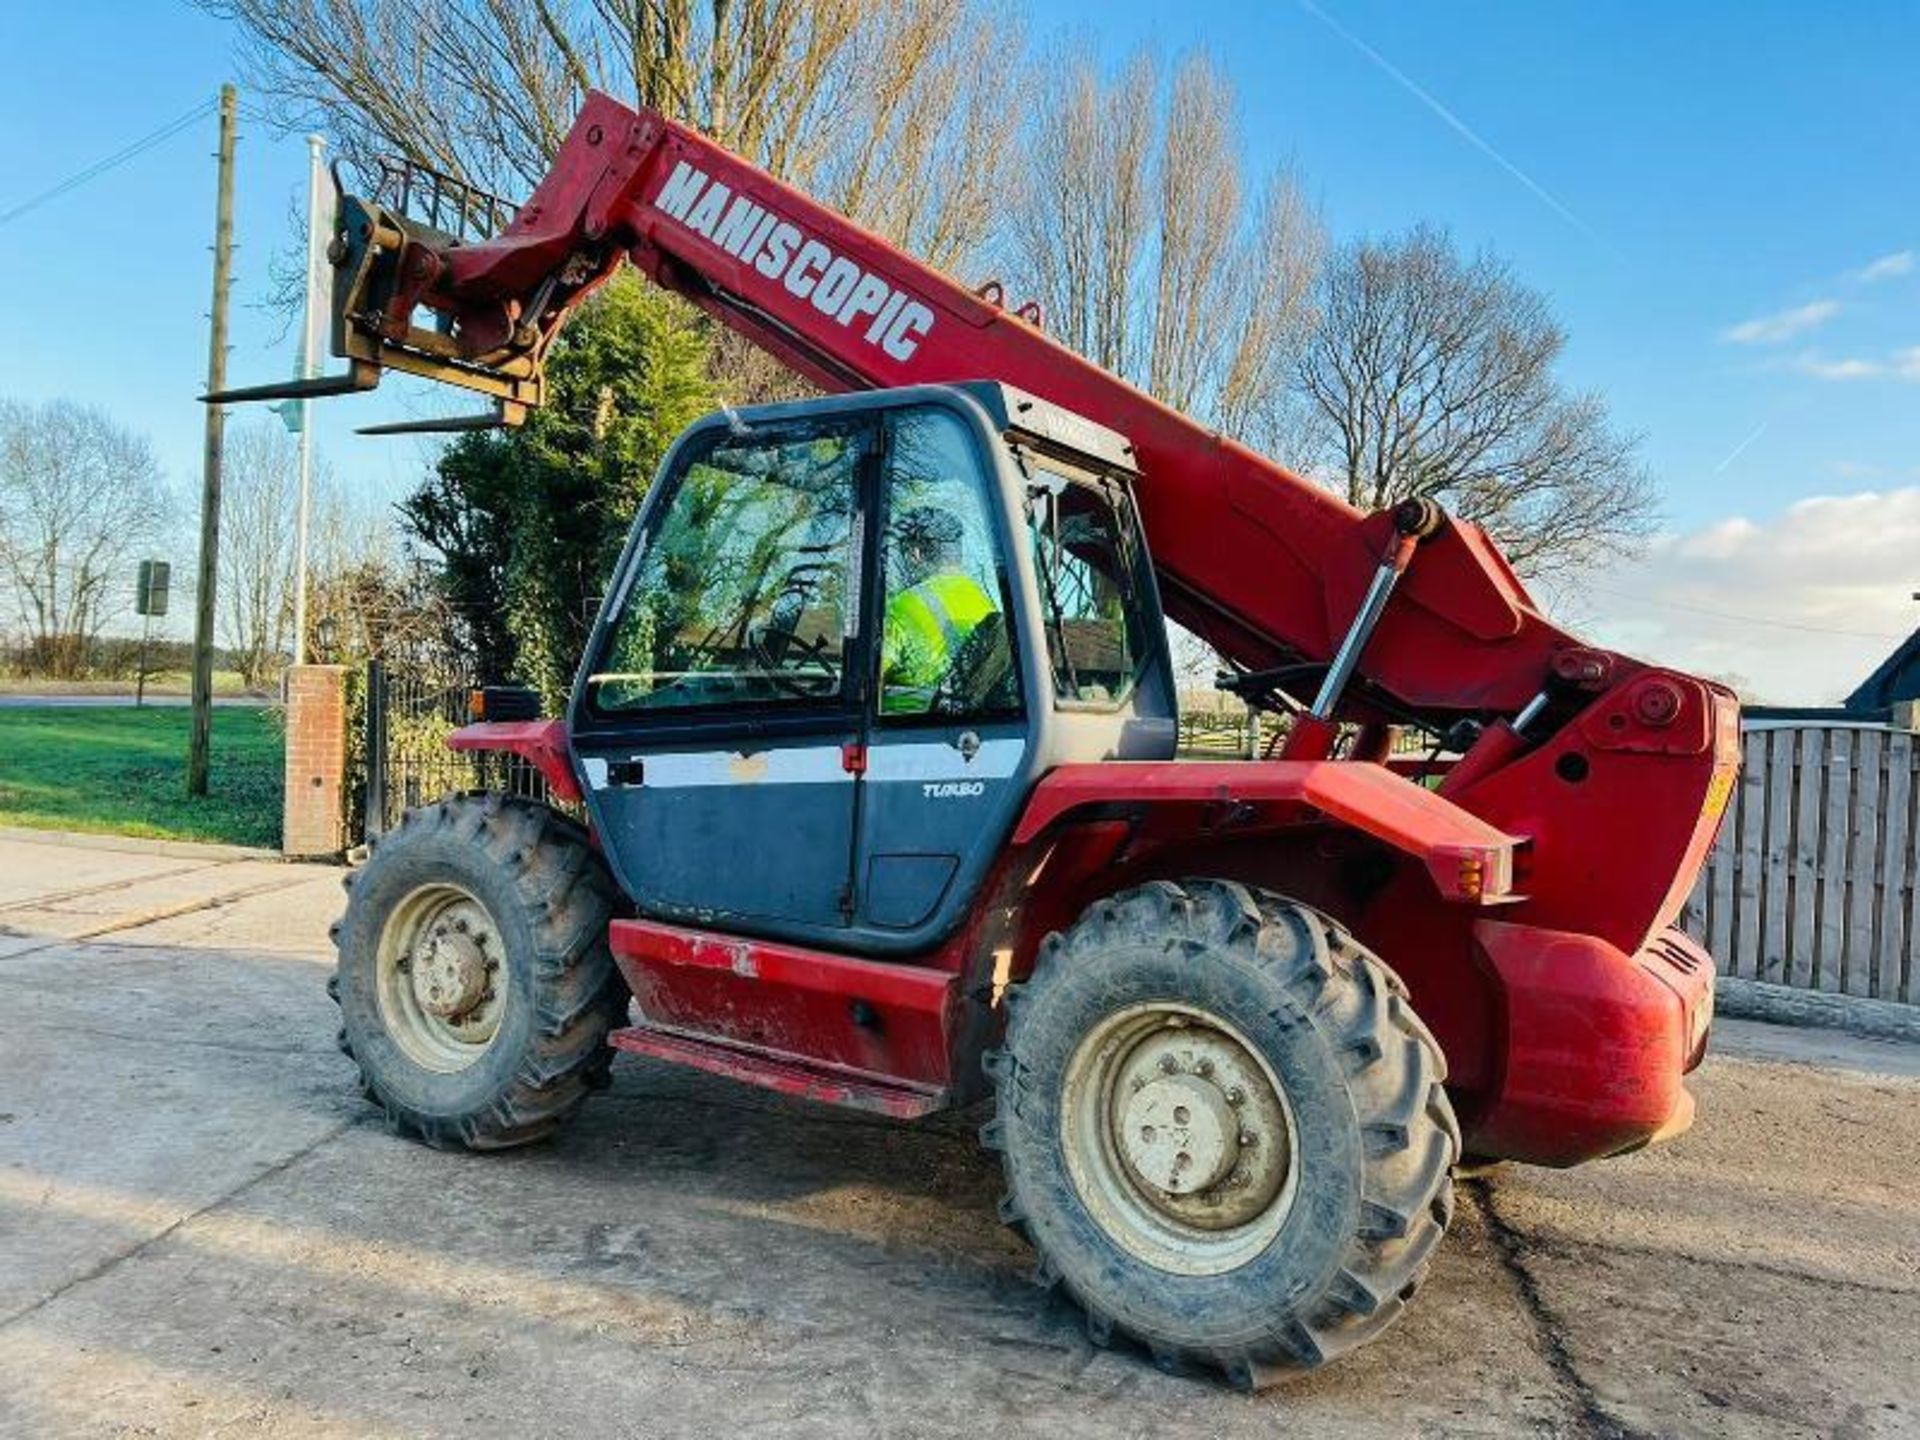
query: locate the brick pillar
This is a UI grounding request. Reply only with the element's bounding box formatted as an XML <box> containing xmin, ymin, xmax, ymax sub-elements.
<box><xmin>284</xmin><ymin>664</ymin><xmax>348</xmax><ymax>857</ymax></box>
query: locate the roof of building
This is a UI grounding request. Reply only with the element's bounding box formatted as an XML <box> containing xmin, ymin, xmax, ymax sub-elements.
<box><xmin>1844</xmin><ymin>627</ymin><xmax>1920</xmax><ymax>715</ymax></box>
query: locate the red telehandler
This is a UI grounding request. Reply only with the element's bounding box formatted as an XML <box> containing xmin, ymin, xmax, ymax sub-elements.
<box><xmin>213</xmin><ymin>92</ymin><xmax>1737</xmax><ymax>1387</ymax></box>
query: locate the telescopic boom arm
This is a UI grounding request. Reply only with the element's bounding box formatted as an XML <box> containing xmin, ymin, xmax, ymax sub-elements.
<box><xmin>216</xmin><ymin>91</ymin><xmax>1632</xmax><ymax>723</ymax></box>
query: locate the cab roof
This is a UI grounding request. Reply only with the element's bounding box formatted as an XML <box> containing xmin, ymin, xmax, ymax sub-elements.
<box><xmin>950</xmin><ymin>381</ymin><xmax>1138</xmax><ymax>477</ymax></box>
<box><xmin>703</xmin><ymin>381</ymin><xmax>1139</xmax><ymax>478</ymax></box>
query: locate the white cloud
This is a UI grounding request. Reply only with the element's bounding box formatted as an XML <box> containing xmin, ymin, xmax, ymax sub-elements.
<box><xmin>1792</xmin><ymin>351</ymin><xmax>1882</xmax><ymax>380</ymax></box>
<box><xmin>1559</xmin><ymin>489</ymin><xmax>1920</xmax><ymax>704</ymax></box>
<box><xmin>1670</xmin><ymin>516</ymin><xmax>1760</xmax><ymax>561</ymax></box>
<box><xmin>1789</xmin><ymin>347</ymin><xmax>1920</xmax><ymax>382</ymax></box>
<box><xmin>1855</xmin><ymin>250</ymin><xmax>1914</xmax><ymax>283</ymax></box>
<box><xmin>1722</xmin><ymin>299</ymin><xmax>1839</xmax><ymax>344</ymax></box>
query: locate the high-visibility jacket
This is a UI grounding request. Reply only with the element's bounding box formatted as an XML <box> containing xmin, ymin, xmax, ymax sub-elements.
<box><xmin>882</xmin><ymin>570</ymin><xmax>996</xmax><ymax>713</ymax></box>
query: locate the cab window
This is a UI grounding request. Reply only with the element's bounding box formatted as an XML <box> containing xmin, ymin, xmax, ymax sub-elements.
<box><xmin>587</xmin><ymin>424</ymin><xmax>860</xmax><ymax>714</ymax></box>
<box><xmin>1026</xmin><ymin>470</ymin><xmax>1149</xmax><ymax>707</ymax></box>
<box><xmin>877</xmin><ymin>407</ymin><xmax>1020</xmax><ymax>720</ymax></box>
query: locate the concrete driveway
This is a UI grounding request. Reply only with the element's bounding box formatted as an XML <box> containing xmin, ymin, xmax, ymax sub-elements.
<box><xmin>0</xmin><ymin>830</ymin><xmax>1915</xmax><ymax>1438</ymax></box>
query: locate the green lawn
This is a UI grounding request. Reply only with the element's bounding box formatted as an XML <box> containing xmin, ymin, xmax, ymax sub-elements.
<box><xmin>0</xmin><ymin>706</ymin><xmax>284</xmax><ymax>847</ymax></box>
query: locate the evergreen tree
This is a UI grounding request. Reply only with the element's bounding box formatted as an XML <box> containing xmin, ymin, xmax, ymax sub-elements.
<box><xmin>402</xmin><ymin>275</ymin><xmax>715</xmax><ymax>707</ymax></box>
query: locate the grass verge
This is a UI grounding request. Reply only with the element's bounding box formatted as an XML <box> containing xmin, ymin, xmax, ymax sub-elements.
<box><xmin>0</xmin><ymin>706</ymin><xmax>283</xmax><ymax>847</ymax></box>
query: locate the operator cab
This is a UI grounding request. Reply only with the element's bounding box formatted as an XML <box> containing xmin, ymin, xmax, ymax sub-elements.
<box><xmin>569</xmin><ymin>382</ymin><xmax>1176</xmax><ymax>955</ymax></box>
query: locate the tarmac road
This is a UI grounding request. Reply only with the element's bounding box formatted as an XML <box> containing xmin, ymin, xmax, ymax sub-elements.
<box><xmin>0</xmin><ymin>830</ymin><xmax>1914</xmax><ymax>1438</ymax></box>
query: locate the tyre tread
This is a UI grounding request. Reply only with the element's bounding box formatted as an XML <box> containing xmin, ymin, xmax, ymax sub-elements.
<box><xmin>984</xmin><ymin>878</ymin><xmax>1458</xmax><ymax>1389</ymax></box>
<box><xmin>332</xmin><ymin>794</ymin><xmax>622</xmax><ymax>1150</ymax></box>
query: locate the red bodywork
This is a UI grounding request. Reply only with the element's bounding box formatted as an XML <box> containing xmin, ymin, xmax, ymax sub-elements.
<box><xmin>445</xmin><ymin>719</ymin><xmax>580</xmax><ymax>804</ymax></box>
<box><xmin>378</xmin><ymin>92</ymin><xmax>1738</xmax><ymax>1167</ymax></box>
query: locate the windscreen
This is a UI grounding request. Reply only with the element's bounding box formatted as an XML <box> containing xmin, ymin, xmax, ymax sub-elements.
<box><xmin>586</xmin><ymin>426</ymin><xmax>861</xmax><ymax>714</ymax></box>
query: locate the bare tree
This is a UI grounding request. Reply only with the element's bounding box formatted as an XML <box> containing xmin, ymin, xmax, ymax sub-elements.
<box><xmin>0</xmin><ymin>399</ymin><xmax>171</xmax><ymax>678</ymax></box>
<box><xmin>304</xmin><ymin>482</ymin><xmax>463</xmax><ymax>677</ymax></box>
<box><xmin>1001</xmin><ymin>47</ymin><xmax>1323</xmax><ymax>453</ymax></box>
<box><xmin>218</xmin><ymin>422</ymin><xmax>302</xmax><ymax>688</ymax></box>
<box><xmin>204</xmin><ymin>0</ymin><xmax>1022</xmax><ymax>275</ymax></box>
<box><xmin>1297</xmin><ymin>226</ymin><xmax>1655</xmax><ymax>575</ymax></box>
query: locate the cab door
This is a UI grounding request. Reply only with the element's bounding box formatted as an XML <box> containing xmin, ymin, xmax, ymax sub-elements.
<box><xmin>571</xmin><ymin>416</ymin><xmax>873</xmax><ymax>936</ymax></box>
<box><xmin>853</xmin><ymin>404</ymin><xmax>1034</xmax><ymax>948</ymax></box>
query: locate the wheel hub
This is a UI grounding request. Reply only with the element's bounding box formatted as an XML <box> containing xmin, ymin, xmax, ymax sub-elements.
<box><xmin>374</xmin><ymin>884</ymin><xmax>506</xmax><ymax>1073</ymax></box>
<box><xmin>412</xmin><ymin>927</ymin><xmax>488</xmax><ymax>1019</ymax></box>
<box><xmin>1120</xmin><ymin>1073</ymin><xmax>1240</xmax><ymax>1194</ymax></box>
<box><xmin>1060</xmin><ymin>1003</ymin><xmax>1299</xmax><ymax>1272</ymax></box>
<box><xmin>1107</xmin><ymin>1024</ymin><xmax>1290</xmax><ymax>1231</ymax></box>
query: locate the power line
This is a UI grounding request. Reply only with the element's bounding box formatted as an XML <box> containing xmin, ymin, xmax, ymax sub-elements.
<box><xmin>1580</xmin><ymin>584</ymin><xmax>1908</xmax><ymax>641</ymax></box>
<box><xmin>0</xmin><ymin>98</ymin><xmax>219</xmax><ymax>231</ymax></box>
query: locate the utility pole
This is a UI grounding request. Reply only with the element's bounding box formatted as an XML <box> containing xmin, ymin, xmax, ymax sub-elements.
<box><xmin>188</xmin><ymin>84</ymin><xmax>237</xmax><ymax>797</ymax></box>
<box><xmin>291</xmin><ymin>133</ymin><xmax>326</xmax><ymax>665</ymax></box>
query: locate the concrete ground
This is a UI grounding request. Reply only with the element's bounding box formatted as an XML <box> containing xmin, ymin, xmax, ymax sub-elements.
<box><xmin>0</xmin><ymin>832</ymin><xmax>1915</xmax><ymax>1439</ymax></box>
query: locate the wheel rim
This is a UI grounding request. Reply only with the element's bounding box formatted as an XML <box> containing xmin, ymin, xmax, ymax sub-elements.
<box><xmin>1060</xmin><ymin>1001</ymin><xmax>1299</xmax><ymax>1276</ymax></box>
<box><xmin>373</xmin><ymin>882</ymin><xmax>508</xmax><ymax>1073</ymax></box>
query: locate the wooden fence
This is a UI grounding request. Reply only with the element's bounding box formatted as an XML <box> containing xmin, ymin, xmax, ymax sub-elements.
<box><xmin>1174</xmin><ymin>712</ymin><xmax>1431</xmax><ymax>761</ymax></box>
<box><xmin>1681</xmin><ymin>723</ymin><xmax>1918</xmax><ymax>1005</ymax></box>
<box><xmin>1176</xmin><ymin>711</ymin><xmax>1264</xmax><ymax>758</ymax></box>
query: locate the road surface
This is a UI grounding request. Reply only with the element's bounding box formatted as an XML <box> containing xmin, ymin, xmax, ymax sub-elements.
<box><xmin>0</xmin><ymin>831</ymin><xmax>1914</xmax><ymax>1437</ymax></box>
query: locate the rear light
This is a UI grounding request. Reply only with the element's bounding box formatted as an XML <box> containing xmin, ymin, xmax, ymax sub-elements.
<box><xmin>1458</xmin><ymin>856</ymin><xmax>1486</xmax><ymax>900</ymax></box>
<box><xmin>1447</xmin><ymin>846</ymin><xmax>1514</xmax><ymax>903</ymax></box>
<box><xmin>469</xmin><ymin>685</ymin><xmax>542</xmax><ymax>722</ymax></box>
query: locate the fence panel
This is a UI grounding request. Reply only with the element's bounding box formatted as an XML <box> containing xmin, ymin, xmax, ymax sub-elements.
<box><xmin>1843</xmin><ymin>729</ymin><xmax>1882</xmax><ymax>995</ymax></box>
<box><xmin>1686</xmin><ymin>723</ymin><xmax>1919</xmax><ymax>1006</ymax></box>
<box><xmin>1888</xmin><ymin>733</ymin><xmax>1917</xmax><ymax>1002</ymax></box>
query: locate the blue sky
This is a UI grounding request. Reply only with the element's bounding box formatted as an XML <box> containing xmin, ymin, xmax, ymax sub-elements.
<box><xmin>1</xmin><ymin>3</ymin><xmax>1916</xmax><ymax>699</ymax></box>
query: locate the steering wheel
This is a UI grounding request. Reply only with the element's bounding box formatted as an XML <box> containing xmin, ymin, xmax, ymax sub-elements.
<box><xmin>749</xmin><ymin>620</ymin><xmax>841</xmax><ymax>697</ymax></box>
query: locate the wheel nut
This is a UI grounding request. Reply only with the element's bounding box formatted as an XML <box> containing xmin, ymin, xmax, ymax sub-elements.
<box><xmin>1195</xmin><ymin>1059</ymin><xmax>1214</xmax><ymax>1078</ymax></box>
<box><xmin>1159</xmin><ymin>1055</ymin><xmax>1179</xmax><ymax>1074</ymax></box>
<box><xmin>1226</xmin><ymin>1086</ymin><xmax>1245</xmax><ymax>1105</ymax></box>
<box><xmin>1239</xmin><ymin>1130</ymin><xmax>1257</xmax><ymax>1147</ymax></box>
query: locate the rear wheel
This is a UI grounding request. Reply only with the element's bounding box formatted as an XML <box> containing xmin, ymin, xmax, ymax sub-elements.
<box><xmin>983</xmin><ymin>879</ymin><xmax>1457</xmax><ymax>1388</ymax></box>
<box><xmin>331</xmin><ymin>794</ymin><xmax>626</xmax><ymax>1149</ymax></box>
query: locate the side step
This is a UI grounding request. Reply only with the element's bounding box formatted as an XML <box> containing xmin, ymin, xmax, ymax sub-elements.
<box><xmin>608</xmin><ymin>1024</ymin><xmax>947</xmax><ymax>1120</ymax></box>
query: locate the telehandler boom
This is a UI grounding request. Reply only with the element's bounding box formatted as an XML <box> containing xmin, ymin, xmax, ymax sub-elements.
<box><xmin>215</xmin><ymin>91</ymin><xmax>1737</xmax><ymax>1388</ymax></box>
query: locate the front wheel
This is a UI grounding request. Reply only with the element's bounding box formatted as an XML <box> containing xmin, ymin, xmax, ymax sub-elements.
<box><xmin>331</xmin><ymin>794</ymin><xmax>626</xmax><ymax>1149</ymax></box>
<box><xmin>983</xmin><ymin>880</ymin><xmax>1458</xmax><ymax>1389</ymax></box>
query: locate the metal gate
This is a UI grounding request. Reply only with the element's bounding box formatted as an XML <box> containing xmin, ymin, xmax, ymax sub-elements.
<box><xmin>357</xmin><ymin>661</ymin><xmax>563</xmax><ymax>840</ymax></box>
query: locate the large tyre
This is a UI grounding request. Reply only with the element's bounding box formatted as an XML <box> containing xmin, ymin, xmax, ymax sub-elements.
<box><xmin>982</xmin><ymin>879</ymin><xmax>1458</xmax><ymax>1389</ymax></box>
<box><xmin>330</xmin><ymin>793</ymin><xmax>626</xmax><ymax>1150</ymax></box>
